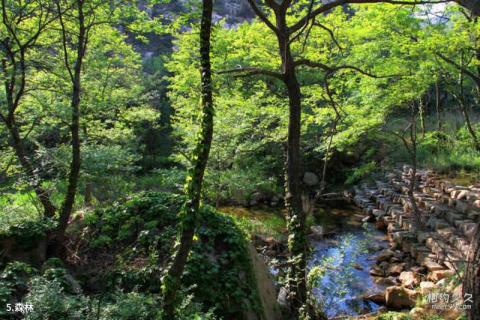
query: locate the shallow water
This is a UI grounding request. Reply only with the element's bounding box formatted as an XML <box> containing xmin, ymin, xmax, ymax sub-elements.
<box><xmin>309</xmin><ymin>206</ymin><xmax>389</xmax><ymax>318</ymax></box>
<box><xmin>221</xmin><ymin>204</ymin><xmax>390</xmax><ymax>318</ymax></box>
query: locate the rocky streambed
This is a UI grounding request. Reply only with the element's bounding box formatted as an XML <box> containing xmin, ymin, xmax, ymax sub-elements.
<box><xmin>350</xmin><ymin>165</ymin><xmax>476</xmax><ymax>319</ymax></box>
<box><xmin>308</xmin><ymin>212</ymin><xmax>390</xmax><ymax>318</ymax></box>
<box><xmin>224</xmin><ymin>164</ymin><xmax>477</xmax><ymax>319</ymax></box>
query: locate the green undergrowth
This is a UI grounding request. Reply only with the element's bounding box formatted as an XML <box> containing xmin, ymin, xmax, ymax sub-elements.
<box><xmin>220</xmin><ymin>206</ymin><xmax>286</xmax><ymax>241</ymax></box>
<box><xmin>0</xmin><ymin>191</ymin><xmax>263</xmax><ymax>319</ymax></box>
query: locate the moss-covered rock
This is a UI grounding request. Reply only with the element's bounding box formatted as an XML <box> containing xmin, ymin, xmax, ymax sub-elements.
<box><xmin>80</xmin><ymin>191</ymin><xmax>264</xmax><ymax>319</ymax></box>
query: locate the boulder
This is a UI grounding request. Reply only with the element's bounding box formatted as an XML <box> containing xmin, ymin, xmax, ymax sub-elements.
<box><xmin>385</xmin><ymin>286</ymin><xmax>419</xmax><ymax>309</ymax></box>
<box><xmin>362</xmin><ymin>215</ymin><xmax>375</xmax><ymax>223</ymax></box>
<box><xmin>419</xmin><ymin>281</ymin><xmax>437</xmax><ymax>294</ymax></box>
<box><xmin>387</xmin><ymin>263</ymin><xmax>405</xmax><ymax>276</ymax></box>
<box><xmin>353</xmin><ymin>263</ymin><xmax>363</xmax><ymax>271</ymax></box>
<box><xmin>427</xmin><ymin>269</ymin><xmax>455</xmax><ymax>282</ymax></box>
<box><xmin>310</xmin><ymin>225</ymin><xmax>324</xmax><ymax>240</ymax></box>
<box><xmin>456</xmin><ymin>190</ymin><xmax>469</xmax><ymax>200</ymax></box>
<box><xmin>364</xmin><ymin>292</ymin><xmax>386</xmax><ymax>305</ymax></box>
<box><xmin>460</xmin><ymin>222</ymin><xmax>477</xmax><ymax>241</ymax></box>
<box><xmin>374</xmin><ymin>276</ymin><xmax>397</xmax><ymax>286</ymax></box>
<box><xmin>376</xmin><ymin>249</ymin><xmax>395</xmax><ymax>263</ymax></box>
<box><xmin>423</xmin><ymin>259</ymin><xmax>444</xmax><ymax>272</ymax></box>
<box><xmin>398</xmin><ymin>271</ymin><xmax>420</xmax><ymax>288</ymax></box>
<box><xmin>277</xmin><ymin>286</ymin><xmax>289</xmax><ymax>310</ymax></box>
<box><xmin>369</xmin><ymin>266</ymin><xmax>385</xmax><ymax>277</ymax></box>
<box><xmin>303</xmin><ymin>172</ymin><xmax>319</xmax><ymax>186</ymax></box>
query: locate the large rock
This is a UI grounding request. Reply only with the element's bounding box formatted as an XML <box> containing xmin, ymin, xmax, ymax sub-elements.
<box><xmin>427</xmin><ymin>269</ymin><xmax>455</xmax><ymax>282</ymax></box>
<box><xmin>303</xmin><ymin>172</ymin><xmax>319</xmax><ymax>186</ymax></box>
<box><xmin>364</xmin><ymin>292</ymin><xmax>386</xmax><ymax>305</ymax></box>
<box><xmin>423</xmin><ymin>259</ymin><xmax>444</xmax><ymax>272</ymax></box>
<box><xmin>310</xmin><ymin>225</ymin><xmax>324</xmax><ymax>240</ymax></box>
<box><xmin>419</xmin><ymin>281</ymin><xmax>437</xmax><ymax>294</ymax></box>
<box><xmin>387</xmin><ymin>263</ymin><xmax>405</xmax><ymax>276</ymax></box>
<box><xmin>374</xmin><ymin>276</ymin><xmax>397</xmax><ymax>286</ymax></box>
<box><xmin>376</xmin><ymin>249</ymin><xmax>395</xmax><ymax>263</ymax></box>
<box><xmin>247</xmin><ymin>244</ymin><xmax>283</xmax><ymax>320</ymax></box>
<box><xmin>398</xmin><ymin>271</ymin><xmax>420</xmax><ymax>288</ymax></box>
<box><xmin>385</xmin><ymin>286</ymin><xmax>419</xmax><ymax>309</ymax></box>
<box><xmin>410</xmin><ymin>307</ymin><xmax>427</xmax><ymax>318</ymax></box>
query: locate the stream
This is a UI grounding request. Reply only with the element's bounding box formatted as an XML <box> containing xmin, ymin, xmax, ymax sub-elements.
<box><xmin>221</xmin><ymin>204</ymin><xmax>390</xmax><ymax>318</ymax></box>
<box><xmin>308</xmin><ymin>207</ymin><xmax>388</xmax><ymax>318</ymax></box>
<box><xmin>309</xmin><ymin>205</ymin><xmax>389</xmax><ymax>318</ymax></box>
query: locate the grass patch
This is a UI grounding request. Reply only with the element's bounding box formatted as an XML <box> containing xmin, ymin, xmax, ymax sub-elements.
<box><xmin>219</xmin><ymin>206</ymin><xmax>286</xmax><ymax>240</ymax></box>
<box><xmin>0</xmin><ymin>191</ymin><xmax>41</xmax><ymax>234</ymax></box>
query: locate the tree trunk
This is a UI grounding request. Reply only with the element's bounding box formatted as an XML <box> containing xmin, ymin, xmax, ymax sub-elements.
<box><xmin>418</xmin><ymin>98</ymin><xmax>426</xmax><ymax>138</ymax></box>
<box><xmin>162</xmin><ymin>0</ymin><xmax>214</xmax><ymax>317</ymax></box>
<box><xmin>84</xmin><ymin>182</ymin><xmax>93</xmax><ymax>206</ymax></box>
<box><xmin>406</xmin><ymin>104</ymin><xmax>421</xmax><ymax>232</ymax></box>
<box><xmin>456</xmin><ymin>0</ymin><xmax>480</xmax><ymax>18</ymax></box>
<box><xmin>435</xmin><ymin>80</ymin><xmax>442</xmax><ymax>131</ymax></box>
<box><xmin>5</xmin><ymin>121</ymin><xmax>57</xmax><ymax>217</ymax></box>
<box><xmin>50</xmin><ymin>0</ymin><xmax>86</xmax><ymax>258</ymax></box>
<box><xmin>464</xmin><ymin>223</ymin><xmax>480</xmax><ymax>320</ymax></box>
<box><xmin>455</xmin><ymin>70</ymin><xmax>480</xmax><ymax>152</ymax></box>
<box><xmin>275</xmin><ymin>14</ymin><xmax>307</xmax><ymax>317</ymax></box>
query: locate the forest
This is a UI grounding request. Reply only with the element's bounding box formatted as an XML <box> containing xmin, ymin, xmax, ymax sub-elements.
<box><xmin>0</xmin><ymin>0</ymin><xmax>479</xmax><ymax>319</ymax></box>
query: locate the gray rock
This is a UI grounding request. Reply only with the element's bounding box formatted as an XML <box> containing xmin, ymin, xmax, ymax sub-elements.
<box><xmin>385</xmin><ymin>286</ymin><xmax>419</xmax><ymax>309</ymax></box>
<box><xmin>303</xmin><ymin>172</ymin><xmax>319</xmax><ymax>186</ymax></box>
<box><xmin>277</xmin><ymin>286</ymin><xmax>289</xmax><ymax>309</ymax></box>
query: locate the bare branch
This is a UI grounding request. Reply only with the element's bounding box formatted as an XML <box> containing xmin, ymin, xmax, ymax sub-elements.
<box><xmin>246</xmin><ymin>0</ymin><xmax>279</xmax><ymax>35</ymax></box>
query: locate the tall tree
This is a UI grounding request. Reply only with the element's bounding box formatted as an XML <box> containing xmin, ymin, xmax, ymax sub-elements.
<box><xmin>162</xmin><ymin>0</ymin><xmax>215</xmax><ymax>317</ymax></box>
<box><xmin>0</xmin><ymin>0</ymin><xmax>57</xmax><ymax>218</ymax></box>
<box><xmin>464</xmin><ymin>223</ymin><xmax>480</xmax><ymax>320</ymax></box>
<box><xmin>50</xmin><ymin>0</ymin><xmax>88</xmax><ymax>257</ymax></box>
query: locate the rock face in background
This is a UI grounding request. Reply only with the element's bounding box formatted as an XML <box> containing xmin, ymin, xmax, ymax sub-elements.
<box><xmin>127</xmin><ymin>0</ymin><xmax>254</xmax><ymax>60</ymax></box>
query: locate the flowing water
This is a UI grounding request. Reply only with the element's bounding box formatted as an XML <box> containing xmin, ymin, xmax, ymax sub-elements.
<box><xmin>221</xmin><ymin>204</ymin><xmax>390</xmax><ymax>318</ymax></box>
<box><xmin>309</xmin><ymin>205</ymin><xmax>389</xmax><ymax>318</ymax></box>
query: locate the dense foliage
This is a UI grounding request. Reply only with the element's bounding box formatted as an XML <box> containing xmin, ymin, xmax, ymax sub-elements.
<box><xmin>1</xmin><ymin>0</ymin><xmax>479</xmax><ymax>319</ymax></box>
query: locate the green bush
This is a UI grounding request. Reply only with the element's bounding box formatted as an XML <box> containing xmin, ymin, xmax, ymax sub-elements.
<box><xmin>377</xmin><ymin>311</ymin><xmax>413</xmax><ymax>320</ymax></box>
<box><xmin>0</xmin><ymin>218</ymin><xmax>57</xmax><ymax>249</ymax></box>
<box><xmin>82</xmin><ymin>191</ymin><xmax>262</xmax><ymax>318</ymax></box>
<box><xmin>345</xmin><ymin>161</ymin><xmax>377</xmax><ymax>185</ymax></box>
<box><xmin>24</xmin><ymin>277</ymin><xmax>90</xmax><ymax>320</ymax></box>
<box><xmin>0</xmin><ymin>261</ymin><xmax>38</xmax><ymax>318</ymax></box>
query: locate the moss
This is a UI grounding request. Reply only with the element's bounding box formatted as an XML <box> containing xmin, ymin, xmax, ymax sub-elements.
<box><xmin>83</xmin><ymin>191</ymin><xmax>263</xmax><ymax>318</ymax></box>
<box><xmin>0</xmin><ymin>218</ymin><xmax>56</xmax><ymax>250</ymax></box>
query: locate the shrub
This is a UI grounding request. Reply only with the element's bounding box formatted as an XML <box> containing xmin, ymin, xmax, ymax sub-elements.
<box><xmin>81</xmin><ymin>191</ymin><xmax>262</xmax><ymax>318</ymax></box>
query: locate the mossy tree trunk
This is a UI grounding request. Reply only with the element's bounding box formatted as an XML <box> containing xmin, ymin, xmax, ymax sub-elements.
<box><xmin>275</xmin><ymin>16</ymin><xmax>307</xmax><ymax>318</ymax></box>
<box><xmin>162</xmin><ymin>0</ymin><xmax>214</xmax><ymax>317</ymax></box>
<box><xmin>464</xmin><ymin>224</ymin><xmax>480</xmax><ymax>320</ymax></box>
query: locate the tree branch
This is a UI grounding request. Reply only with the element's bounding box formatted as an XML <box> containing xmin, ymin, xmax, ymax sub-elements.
<box><xmin>246</xmin><ymin>0</ymin><xmax>279</xmax><ymax>35</ymax></box>
<box><xmin>313</xmin><ymin>22</ymin><xmax>343</xmax><ymax>51</ymax></box>
<box><xmin>436</xmin><ymin>51</ymin><xmax>480</xmax><ymax>88</ymax></box>
<box><xmin>289</xmin><ymin>0</ymin><xmax>452</xmax><ymax>34</ymax></box>
<box><xmin>295</xmin><ymin>58</ymin><xmax>406</xmax><ymax>78</ymax></box>
<box><xmin>217</xmin><ymin>66</ymin><xmax>283</xmax><ymax>79</ymax></box>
